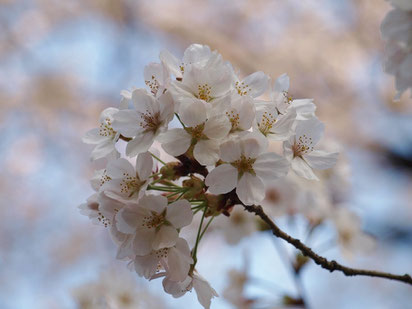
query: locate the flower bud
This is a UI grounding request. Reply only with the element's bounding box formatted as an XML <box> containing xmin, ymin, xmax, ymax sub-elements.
<box><xmin>160</xmin><ymin>162</ymin><xmax>181</xmax><ymax>180</ymax></box>
<box><xmin>182</xmin><ymin>175</ymin><xmax>204</xmax><ymax>199</ymax></box>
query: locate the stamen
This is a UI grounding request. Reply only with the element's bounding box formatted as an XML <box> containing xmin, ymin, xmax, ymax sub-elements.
<box><xmin>226</xmin><ymin>110</ymin><xmax>240</xmax><ymax>131</ymax></box>
<box><xmin>142</xmin><ymin>213</ymin><xmax>165</xmax><ymax>229</ymax></box>
<box><xmin>139</xmin><ymin>110</ymin><xmax>161</xmax><ymax>133</ymax></box>
<box><xmin>99</xmin><ymin>118</ymin><xmax>116</xmax><ymax>137</ymax></box>
<box><xmin>145</xmin><ymin>75</ymin><xmax>160</xmax><ymax>96</ymax></box>
<box><xmin>258</xmin><ymin>111</ymin><xmax>276</xmax><ymax>136</ymax></box>
<box><xmin>292</xmin><ymin>134</ymin><xmax>313</xmax><ymax>157</ymax></box>
<box><xmin>196</xmin><ymin>84</ymin><xmax>212</xmax><ymax>102</ymax></box>
<box><xmin>235</xmin><ymin>81</ymin><xmax>251</xmax><ymax>96</ymax></box>
<box><xmin>232</xmin><ymin>155</ymin><xmax>256</xmax><ymax>177</ymax></box>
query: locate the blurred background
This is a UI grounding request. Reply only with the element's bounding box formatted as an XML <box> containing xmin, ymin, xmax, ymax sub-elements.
<box><xmin>0</xmin><ymin>0</ymin><xmax>411</xmax><ymax>308</ymax></box>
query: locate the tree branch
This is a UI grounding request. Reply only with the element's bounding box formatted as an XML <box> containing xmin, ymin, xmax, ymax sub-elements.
<box><xmin>243</xmin><ymin>204</ymin><xmax>412</xmax><ymax>286</ymax></box>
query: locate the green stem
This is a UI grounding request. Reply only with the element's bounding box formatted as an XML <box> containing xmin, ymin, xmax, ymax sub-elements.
<box><xmin>149</xmin><ymin>152</ymin><xmax>166</xmax><ymax>165</ymax></box>
<box><xmin>192</xmin><ymin>208</ymin><xmax>206</xmax><ymax>267</ymax></box>
<box><xmin>199</xmin><ymin>215</ymin><xmax>215</xmax><ymax>241</ymax></box>
<box><xmin>147</xmin><ymin>185</ymin><xmax>182</xmax><ymax>192</ymax></box>
<box><xmin>175</xmin><ymin>113</ymin><xmax>186</xmax><ymax>128</ymax></box>
<box><xmin>149</xmin><ymin>172</ymin><xmax>161</xmax><ymax>178</ymax></box>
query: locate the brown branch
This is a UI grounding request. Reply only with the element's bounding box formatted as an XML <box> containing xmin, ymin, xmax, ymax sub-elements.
<box><xmin>243</xmin><ymin>204</ymin><xmax>412</xmax><ymax>286</ymax></box>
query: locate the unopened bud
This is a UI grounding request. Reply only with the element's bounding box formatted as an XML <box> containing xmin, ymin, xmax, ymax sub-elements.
<box><xmin>160</xmin><ymin>162</ymin><xmax>181</xmax><ymax>180</ymax></box>
<box><xmin>182</xmin><ymin>176</ymin><xmax>204</xmax><ymax>199</ymax></box>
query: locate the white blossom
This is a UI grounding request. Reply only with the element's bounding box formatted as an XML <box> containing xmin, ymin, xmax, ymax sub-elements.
<box><xmin>160</xmin><ymin>44</ymin><xmax>221</xmax><ymax>79</ymax></box>
<box><xmin>83</xmin><ymin>107</ymin><xmax>120</xmax><ymax>161</ymax></box>
<box><xmin>225</xmin><ymin>95</ymin><xmax>256</xmax><ymax>134</ymax></box>
<box><xmin>206</xmin><ymin>133</ymin><xmax>290</xmax><ymax>205</ymax></box>
<box><xmin>159</xmin><ymin>99</ymin><xmax>231</xmax><ymax>165</ymax></box>
<box><xmin>116</xmin><ymin>195</ymin><xmax>193</xmax><ymax>255</ymax></box>
<box><xmin>112</xmin><ymin>88</ymin><xmax>174</xmax><ymax>156</ymax></box>
<box><xmin>381</xmin><ymin>5</ymin><xmax>412</xmax><ymax>99</ymax></box>
<box><xmin>133</xmin><ymin>237</ymin><xmax>193</xmax><ymax>281</ymax></box>
<box><xmin>232</xmin><ymin>71</ymin><xmax>270</xmax><ymax>98</ymax></box>
<box><xmin>162</xmin><ymin>271</ymin><xmax>218</xmax><ymax>309</ymax></box>
<box><xmin>283</xmin><ymin>117</ymin><xmax>338</xmax><ymax>181</ymax></box>
<box><xmin>144</xmin><ymin>62</ymin><xmax>170</xmax><ymax>97</ymax></box>
<box><xmin>254</xmin><ymin>103</ymin><xmax>297</xmax><ymax>141</ymax></box>
<box><xmin>101</xmin><ymin>152</ymin><xmax>153</xmax><ymax>201</ymax></box>
<box><xmin>168</xmin><ymin>48</ymin><xmax>234</xmax><ymax>114</ymax></box>
<box><xmin>332</xmin><ymin>207</ymin><xmax>375</xmax><ymax>260</ymax></box>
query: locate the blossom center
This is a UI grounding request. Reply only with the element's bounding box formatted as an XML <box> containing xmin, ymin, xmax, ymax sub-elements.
<box><xmin>226</xmin><ymin>110</ymin><xmax>240</xmax><ymax>131</ymax></box>
<box><xmin>235</xmin><ymin>81</ymin><xmax>251</xmax><ymax>96</ymax></box>
<box><xmin>196</xmin><ymin>84</ymin><xmax>212</xmax><ymax>102</ymax></box>
<box><xmin>232</xmin><ymin>155</ymin><xmax>256</xmax><ymax>177</ymax></box>
<box><xmin>258</xmin><ymin>111</ymin><xmax>276</xmax><ymax>136</ymax></box>
<box><xmin>145</xmin><ymin>75</ymin><xmax>160</xmax><ymax>96</ymax></box>
<box><xmin>99</xmin><ymin>118</ymin><xmax>116</xmax><ymax>137</ymax></box>
<box><xmin>283</xmin><ymin>91</ymin><xmax>293</xmax><ymax>104</ymax></box>
<box><xmin>120</xmin><ymin>173</ymin><xmax>146</xmax><ymax>197</ymax></box>
<box><xmin>292</xmin><ymin>134</ymin><xmax>313</xmax><ymax>157</ymax></box>
<box><xmin>99</xmin><ymin>170</ymin><xmax>111</xmax><ymax>187</ymax></box>
<box><xmin>139</xmin><ymin>110</ymin><xmax>162</xmax><ymax>133</ymax></box>
<box><xmin>187</xmin><ymin>123</ymin><xmax>207</xmax><ymax>140</ymax></box>
<box><xmin>142</xmin><ymin>212</ymin><xmax>165</xmax><ymax>229</ymax></box>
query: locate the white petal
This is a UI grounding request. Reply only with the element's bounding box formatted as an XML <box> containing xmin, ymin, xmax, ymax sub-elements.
<box><xmin>174</xmin><ymin>237</ymin><xmax>194</xmax><ymax>264</ymax></box>
<box><xmin>295</xmin><ymin>117</ymin><xmax>325</xmax><ymax>147</ymax></box>
<box><xmin>273</xmin><ymin>73</ymin><xmax>289</xmax><ymax>93</ymax></box>
<box><xmin>304</xmin><ymin>150</ymin><xmax>338</xmax><ymax>170</ymax></box>
<box><xmin>240</xmin><ymin>135</ymin><xmax>264</xmax><ymax>158</ymax></box>
<box><xmin>112</xmin><ymin>110</ymin><xmax>141</xmax><ymax>137</ymax></box>
<box><xmin>116</xmin><ymin>207</ymin><xmax>139</xmax><ymax>234</ymax></box>
<box><xmin>159</xmin><ymin>129</ymin><xmax>192</xmax><ymax>157</ymax></box>
<box><xmin>203</xmin><ymin>115</ymin><xmax>231</xmax><ymax>139</ymax></box>
<box><xmin>139</xmin><ymin>195</ymin><xmax>167</xmax><ymax>213</ymax></box>
<box><xmin>193</xmin><ymin>140</ymin><xmax>220</xmax><ymax>166</ymax></box>
<box><xmin>179</xmin><ymin>98</ymin><xmax>207</xmax><ymax>127</ymax></box>
<box><xmin>236</xmin><ymin>96</ymin><xmax>255</xmax><ymax>130</ymax></box>
<box><xmin>205</xmin><ymin>164</ymin><xmax>238</xmax><ymax>194</ymax></box>
<box><xmin>192</xmin><ymin>274</ymin><xmax>218</xmax><ymax>309</ymax></box>
<box><xmin>283</xmin><ymin>139</ymin><xmax>294</xmax><ymax>161</ymax></box>
<box><xmin>144</xmin><ymin>62</ymin><xmax>168</xmax><ymax>88</ymax></box>
<box><xmin>166</xmin><ymin>200</ymin><xmax>193</xmax><ymax>228</ymax></box>
<box><xmin>90</xmin><ymin>140</ymin><xmax>118</xmax><ymax>161</ymax></box>
<box><xmin>220</xmin><ymin>139</ymin><xmax>241</xmax><ymax>162</ymax></box>
<box><xmin>106</xmin><ymin>158</ymin><xmax>135</xmax><ymax>178</ymax></box>
<box><xmin>126</xmin><ymin>132</ymin><xmax>155</xmax><ymax>157</ymax></box>
<box><xmin>167</xmin><ymin>246</ymin><xmax>191</xmax><ymax>282</ymax></box>
<box><xmin>183</xmin><ymin>44</ymin><xmax>212</xmax><ymax>65</ymax></box>
<box><xmin>254</xmin><ymin>152</ymin><xmax>290</xmax><ymax>181</ymax></box>
<box><xmin>133</xmin><ymin>227</ymin><xmax>157</xmax><ymax>256</ymax></box>
<box><xmin>241</xmin><ymin>71</ymin><xmax>270</xmax><ymax>97</ymax></box>
<box><xmin>291</xmin><ymin>157</ymin><xmax>319</xmax><ymax>180</ymax></box>
<box><xmin>162</xmin><ymin>276</ymin><xmax>192</xmax><ymax>298</ymax></box>
<box><xmin>160</xmin><ymin>49</ymin><xmax>182</xmax><ymax>77</ymax></box>
<box><xmin>136</xmin><ymin>151</ymin><xmax>154</xmax><ymax>180</ymax></box>
<box><xmin>134</xmin><ymin>253</ymin><xmax>160</xmax><ymax>279</ymax></box>
<box><xmin>82</xmin><ymin>128</ymin><xmax>106</xmax><ymax>144</ymax></box>
<box><xmin>292</xmin><ymin>99</ymin><xmax>316</xmax><ymax>115</ymax></box>
<box><xmin>152</xmin><ymin>225</ymin><xmax>179</xmax><ymax>250</ymax></box>
<box><xmin>236</xmin><ymin>173</ymin><xmax>265</xmax><ymax>205</ymax></box>
<box><xmin>269</xmin><ymin>108</ymin><xmax>296</xmax><ymax>141</ymax></box>
<box><xmin>158</xmin><ymin>91</ymin><xmax>175</xmax><ymax>122</ymax></box>
<box><xmin>116</xmin><ymin>235</ymin><xmax>134</xmax><ymax>259</ymax></box>
<box><xmin>131</xmin><ymin>88</ymin><xmax>157</xmax><ymax>114</ymax></box>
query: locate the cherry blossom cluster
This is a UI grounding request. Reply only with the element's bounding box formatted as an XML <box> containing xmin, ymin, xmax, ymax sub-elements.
<box><xmin>80</xmin><ymin>44</ymin><xmax>339</xmax><ymax>308</ymax></box>
<box><xmin>381</xmin><ymin>0</ymin><xmax>412</xmax><ymax>100</ymax></box>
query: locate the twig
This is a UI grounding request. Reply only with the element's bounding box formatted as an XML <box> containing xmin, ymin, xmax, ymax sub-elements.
<box><xmin>243</xmin><ymin>204</ymin><xmax>412</xmax><ymax>286</ymax></box>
